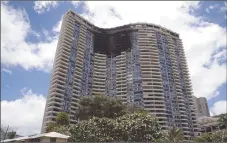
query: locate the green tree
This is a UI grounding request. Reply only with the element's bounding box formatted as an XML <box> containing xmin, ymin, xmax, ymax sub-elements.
<box><xmin>1</xmin><ymin>127</ymin><xmax>5</xmax><ymax>140</ymax></box>
<box><xmin>0</xmin><ymin>126</ymin><xmax>17</xmax><ymax>140</ymax></box>
<box><xmin>211</xmin><ymin>130</ymin><xmax>227</xmax><ymax>142</ymax></box>
<box><xmin>218</xmin><ymin>113</ymin><xmax>227</xmax><ymax>129</ymax></box>
<box><xmin>194</xmin><ymin>130</ymin><xmax>227</xmax><ymax>142</ymax></box>
<box><xmin>74</xmin><ymin>95</ymin><xmax>143</xmax><ymax>120</ymax></box>
<box><xmin>115</xmin><ymin>112</ymin><xmax>163</xmax><ymax>142</ymax></box>
<box><xmin>46</xmin><ymin>112</ymin><xmax>69</xmax><ymax>132</ymax></box>
<box><xmin>69</xmin><ymin>112</ymin><xmax>162</xmax><ymax>142</ymax></box>
<box><xmin>51</xmin><ymin>125</ymin><xmax>71</xmax><ymax>136</ymax></box>
<box><xmin>193</xmin><ymin>132</ymin><xmax>213</xmax><ymax>142</ymax></box>
<box><xmin>56</xmin><ymin>112</ymin><xmax>70</xmax><ymax>126</ymax></box>
<box><xmin>163</xmin><ymin>127</ymin><xmax>184</xmax><ymax>143</ymax></box>
<box><xmin>70</xmin><ymin>117</ymin><xmax>115</xmax><ymax>142</ymax></box>
<box><xmin>46</xmin><ymin>122</ymin><xmax>58</xmax><ymax>133</ymax></box>
<box><xmin>7</xmin><ymin>131</ymin><xmax>16</xmax><ymax>139</ymax></box>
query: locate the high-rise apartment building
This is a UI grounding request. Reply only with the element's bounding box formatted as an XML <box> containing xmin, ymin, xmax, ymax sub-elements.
<box><xmin>192</xmin><ymin>95</ymin><xmax>200</xmax><ymax>119</ymax></box>
<box><xmin>193</xmin><ymin>96</ymin><xmax>210</xmax><ymax>117</ymax></box>
<box><xmin>41</xmin><ymin>10</ymin><xmax>200</xmax><ymax>139</ymax></box>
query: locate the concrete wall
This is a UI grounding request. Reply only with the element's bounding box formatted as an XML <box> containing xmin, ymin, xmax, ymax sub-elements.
<box><xmin>56</xmin><ymin>138</ymin><xmax>67</xmax><ymax>142</ymax></box>
<box><xmin>40</xmin><ymin>137</ymin><xmax>50</xmax><ymax>142</ymax></box>
<box><xmin>40</xmin><ymin>137</ymin><xmax>67</xmax><ymax>142</ymax></box>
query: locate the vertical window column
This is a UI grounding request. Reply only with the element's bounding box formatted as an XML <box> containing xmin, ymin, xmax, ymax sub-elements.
<box><xmin>126</xmin><ymin>48</ymin><xmax>134</xmax><ymax>103</ymax></box>
<box><xmin>131</xmin><ymin>31</ymin><xmax>143</xmax><ymax>107</ymax></box>
<box><xmin>63</xmin><ymin>23</ymin><xmax>80</xmax><ymax>113</ymax></box>
<box><xmin>105</xmin><ymin>55</ymin><xmax>116</xmax><ymax>97</ymax></box>
<box><xmin>156</xmin><ymin>32</ymin><xmax>178</xmax><ymax>127</ymax></box>
<box><xmin>80</xmin><ymin>30</ymin><xmax>94</xmax><ymax>96</ymax></box>
<box><xmin>173</xmin><ymin>38</ymin><xmax>194</xmax><ymax>134</ymax></box>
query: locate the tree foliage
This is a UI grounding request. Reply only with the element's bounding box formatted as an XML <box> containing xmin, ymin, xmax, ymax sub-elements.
<box><xmin>218</xmin><ymin>113</ymin><xmax>227</xmax><ymax>128</ymax></box>
<box><xmin>74</xmin><ymin>95</ymin><xmax>127</xmax><ymax>120</ymax></box>
<box><xmin>46</xmin><ymin>122</ymin><xmax>59</xmax><ymax>133</ymax></box>
<box><xmin>7</xmin><ymin>131</ymin><xmax>16</xmax><ymax>139</ymax></box>
<box><xmin>193</xmin><ymin>130</ymin><xmax>227</xmax><ymax>142</ymax></box>
<box><xmin>49</xmin><ymin>96</ymin><xmax>160</xmax><ymax>142</ymax></box>
<box><xmin>70</xmin><ymin>117</ymin><xmax>115</xmax><ymax>142</ymax></box>
<box><xmin>0</xmin><ymin>126</ymin><xmax>17</xmax><ymax>140</ymax></box>
<box><xmin>51</xmin><ymin>125</ymin><xmax>71</xmax><ymax>136</ymax></box>
<box><xmin>69</xmin><ymin>113</ymin><xmax>162</xmax><ymax>142</ymax></box>
<box><xmin>0</xmin><ymin>127</ymin><xmax>5</xmax><ymax>140</ymax></box>
<box><xmin>162</xmin><ymin>127</ymin><xmax>184</xmax><ymax>143</ymax></box>
<box><xmin>46</xmin><ymin>112</ymin><xmax>69</xmax><ymax>132</ymax></box>
<box><xmin>211</xmin><ymin>130</ymin><xmax>227</xmax><ymax>142</ymax></box>
<box><xmin>74</xmin><ymin>95</ymin><xmax>145</xmax><ymax>120</ymax></box>
<box><xmin>115</xmin><ymin>112</ymin><xmax>163</xmax><ymax>142</ymax></box>
<box><xmin>56</xmin><ymin>112</ymin><xmax>70</xmax><ymax>126</ymax></box>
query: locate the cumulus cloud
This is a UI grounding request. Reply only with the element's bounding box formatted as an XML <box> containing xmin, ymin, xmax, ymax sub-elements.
<box><xmin>33</xmin><ymin>1</ymin><xmax>59</xmax><ymax>14</ymax></box>
<box><xmin>219</xmin><ymin>2</ymin><xmax>227</xmax><ymax>13</ymax></box>
<box><xmin>1</xmin><ymin>68</ymin><xmax>12</xmax><ymax>75</ymax></box>
<box><xmin>33</xmin><ymin>1</ymin><xmax>81</xmax><ymax>14</ymax></box>
<box><xmin>1</xmin><ymin>1</ymin><xmax>226</xmax><ymax>104</ymax></box>
<box><xmin>52</xmin><ymin>16</ymin><xmax>63</xmax><ymax>33</ymax></box>
<box><xmin>71</xmin><ymin>1</ymin><xmax>81</xmax><ymax>7</ymax></box>
<box><xmin>210</xmin><ymin>100</ymin><xmax>227</xmax><ymax>116</ymax></box>
<box><xmin>205</xmin><ymin>2</ymin><xmax>227</xmax><ymax>13</ymax></box>
<box><xmin>1</xmin><ymin>2</ymin><xmax>58</xmax><ymax>72</ymax></box>
<box><xmin>1</xmin><ymin>88</ymin><xmax>46</xmax><ymax>136</ymax></box>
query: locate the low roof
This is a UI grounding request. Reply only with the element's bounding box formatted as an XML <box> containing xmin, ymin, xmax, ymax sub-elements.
<box><xmin>28</xmin><ymin>132</ymin><xmax>70</xmax><ymax>139</ymax></box>
<box><xmin>1</xmin><ymin>132</ymin><xmax>70</xmax><ymax>142</ymax></box>
<box><xmin>1</xmin><ymin>136</ymin><xmax>28</xmax><ymax>142</ymax></box>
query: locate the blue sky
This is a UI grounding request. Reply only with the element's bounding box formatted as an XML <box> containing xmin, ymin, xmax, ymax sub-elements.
<box><xmin>1</xmin><ymin>1</ymin><xmax>226</xmax><ymax>135</ymax></box>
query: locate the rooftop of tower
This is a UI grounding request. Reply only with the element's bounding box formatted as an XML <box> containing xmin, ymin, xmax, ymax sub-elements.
<box><xmin>66</xmin><ymin>9</ymin><xmax>180</xmax><ymax>38</ymax></box>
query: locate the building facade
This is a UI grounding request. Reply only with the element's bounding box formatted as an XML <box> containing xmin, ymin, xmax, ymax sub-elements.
<box><xmin>193</xmin><ymin>96</ymin><xmax>210</xmax><ymax>117</ymax></box>
<box><xmin>198</xmin><ymin>115</ymin><xmax>226</xmax><ymax>133</ymax></box>
<box><xmin>41</xmin><ymin>10</ymin><xmax>200</xmax><ymax>139</ymax></box>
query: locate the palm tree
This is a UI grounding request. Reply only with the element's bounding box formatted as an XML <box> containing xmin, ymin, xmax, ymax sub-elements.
<box><xmin>193</xmin><ymin>132</ymin><xmax>213</xmax><ymax>142</ymax></box>
<box><xmin>164</xmin><ymin>126</ymin><xmax>184</xmax><ymax>143</ymax></box>
<box><xmin>218</xmin><ymin>113</ymin><xmax>227</xmax><ymax>129</ymax></box>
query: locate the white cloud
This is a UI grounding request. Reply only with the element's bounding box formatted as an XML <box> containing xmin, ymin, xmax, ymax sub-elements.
<box><xmin>71</xmin><ymin>1</ymin><xmax>81</xmax><ymax>7</ymax></box>
<box><xmin>1</xmin><ymin>2</ymin><xmax>58</xmax><ymax>72</ymax></box>
<box><xmin>52</xmin><ymin>16</ymin><xmax>63</xmax><ymax>33</ymax></box>
<box><xmin>209</xmin><ymin>4</ymin><xmax>219</xmax><ymax>10</ymax></box>
<box><xmin>1</xmin><ymin>1</ymin><xmax>227</xmax><ymax>101</ymax></box>
<box><xmin>213</xmin><ymin>91</ymin><xmax>220</xmax><ymax>99</ymax></box>
<box><xmin>79</xmin><ymin>1</ymin><xmax>226</xmax><ymax>100</ymax></box>
<box><xmin>33</xmin><ymin>1</ymin><xmax>82</xmax><ymax>14</ymax></box>
<box><xmin>1</xmin><ymin>68</ymin><xmax>12</xmax><ymax>75</ymax></box>
<box><xmin>210</xmin><ymin>100</ymin><xmax>227</xmax><ymax>116</ymax></box>
<box><xmin>1</xmin><ymin>88</ymin><xmax>46</xmax><ymax>136</ymax></box>
<box><xmin>205</xmin><ymin>8</ymin><xmax>210</xmax><ymax>13</ymax></box>
<box><xmin>1</xmin><ymin>1</ymin><xmax>226</xmax><ymax>136</ymax></box>
<box><xmin>33</xmin><ymin>1</ymin><xmax>59</xmax><ymax>14</ymax></box>
<box><xmin>219</xmin><ymin>2</ymin><xmax>227</xmax><ymax>12</ymax></box>
<box><xmin>206</xmin><ymin>2</ymin><xmax>227</xmax><ymax>13</ymax></box>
